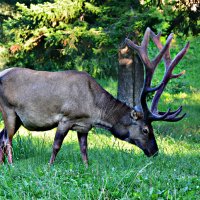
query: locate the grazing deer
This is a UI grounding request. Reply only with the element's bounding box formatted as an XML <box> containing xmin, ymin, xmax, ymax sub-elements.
<box><xmin>0</xmin><ymin>28</ymin><xmax>189</xmax><ymax>165</ymax></box>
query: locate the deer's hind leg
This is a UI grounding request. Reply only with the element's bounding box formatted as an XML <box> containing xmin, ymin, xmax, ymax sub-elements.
<box><xmin>77</xmin><ymin>132</ymin><xmax>89</xmax><ymax>167</ymax></box>
<box><xmin>0</xmin><ymin>129</ymin><xmax>7</xmax><ymax>163</ymax></box>
<box><xmin>0</xmin><ymin>107</ymin><xmax>21</xmax><ymax>164</ymax></box>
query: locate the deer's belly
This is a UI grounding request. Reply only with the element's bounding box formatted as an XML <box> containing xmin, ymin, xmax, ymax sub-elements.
<box><xmin>16</xmin><ymin>109</ymin><xmax>62</xmax><ymax>131</ymax></box>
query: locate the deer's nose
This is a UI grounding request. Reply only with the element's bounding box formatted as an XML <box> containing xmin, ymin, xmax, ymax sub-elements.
<box><xmin>143</xmin><ymin>148</ymin><xmax>158</xmax><ymax>157</ymax></box>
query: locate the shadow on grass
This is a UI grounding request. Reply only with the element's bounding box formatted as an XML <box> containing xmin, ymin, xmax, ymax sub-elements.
<box><xmin>10</xmin><ymin>133</ymin><xmax>200</xmax><ymax>168</ymax></box>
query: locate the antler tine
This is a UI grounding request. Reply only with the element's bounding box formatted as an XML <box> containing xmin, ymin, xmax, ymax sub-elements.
<box><xmin>163</xmin><ymin>113</ymin><xmax>186</xmax><ymax>122</ymax></box>
<box><xmin>164</xmin><ymin>106</ymin><xmax>183</xmax><ymax>119</ymax></box>
<box><xmin>152</xmin><ymin>34</ymin><xmax>173</xmax><ymax>70</ymax></box>
<box><xmin>149</xmin><ymin>108</ymin><xmax>171</xmax><ymax>121</ymax></box>
<box><xmin>171</xmin><ymin>70</ymin><xmax>185</xmax><ymax>79</ymax></box>
<box><xmin>141</xmin><ymin>27</ymin><xmax>151</xmax><ymax>52</ymax></box>
<box><xmin>158</xmin><ymin>106</ymin><xmax>182</xmax><ymax>116</ymax></box>
<box><xmin>150</xmin><ymin>31</ymin><xmax>162</xmax><ymax>48</ymax></box>
<box><xmin>150</xmin><ymin>30</ymin><xmax>172</xmax><ymax>67</ymax></box>
<box><xmin>152</xmin><ymin>105</ymin><xmax>186</xmax><ymax>122</ymax></box>
<box><xmin>125</xmin><ymin>27</ymin><xmax>152</xmax><ymax>70</ymax></box>
<box><xmin>158</xmin><ymin>106</ymin><xmax>183</xmax><ymax>120</ymax></box>
<box><xmin>125</xmin><ymin>38</ymin><xmax>140</xmax><ymax>52</ymax></box>
<box><xmin>151</xmin><ymin>30</ymin><xmax>190</xmax><ymax>78</ymax></box>
<box><xmin>168</xmin><ymin>42</ymin><xmax>190</xmax><ymax>75</ymax></box>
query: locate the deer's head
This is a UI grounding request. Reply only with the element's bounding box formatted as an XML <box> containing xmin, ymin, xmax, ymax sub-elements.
<box><xmin>122</xmin><ymin>27</ymin><xmax>189</xmax><ymax>156</ymax></box>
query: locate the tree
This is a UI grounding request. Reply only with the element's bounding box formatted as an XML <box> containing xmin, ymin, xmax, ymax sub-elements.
<box><xmin>118</xmin><ymin>45</ymin><xmax>144</xmax><ymax>107</ymax></box>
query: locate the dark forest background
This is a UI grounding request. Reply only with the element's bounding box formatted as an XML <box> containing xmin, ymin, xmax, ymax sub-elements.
<box><xmin>0</xmin><ymin>0</ymin><xmax>199</xmax><ymax>78</ymax></box>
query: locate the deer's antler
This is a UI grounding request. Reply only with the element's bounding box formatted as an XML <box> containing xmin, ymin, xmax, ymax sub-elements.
<box><xmin>125</xmin><ymin>27</ymin><xmax>189</xmax><ymax>122</ymax></box>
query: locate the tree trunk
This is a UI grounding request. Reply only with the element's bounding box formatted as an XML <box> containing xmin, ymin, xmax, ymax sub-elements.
<box><xmin>117</xmin><ymin>45</ymin><xmax>144</xmax><ymax>108</ymax></box>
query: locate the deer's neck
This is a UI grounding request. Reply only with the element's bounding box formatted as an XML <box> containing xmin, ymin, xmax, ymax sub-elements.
<box><xmin>94</xmin><ymin>91</ymin><xmax>131</xmax><ymax>129</ymax></box>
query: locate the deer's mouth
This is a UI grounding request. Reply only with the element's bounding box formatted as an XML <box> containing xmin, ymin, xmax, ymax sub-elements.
<box><xmin>143</xmin><ymin>148</ymin><xmax>158</xmax><ymax>157</ymax></box>
<box><xmin>134</xmin><ymin>139</ymin><xmax>158</xmax><ymax>157</ymax></box>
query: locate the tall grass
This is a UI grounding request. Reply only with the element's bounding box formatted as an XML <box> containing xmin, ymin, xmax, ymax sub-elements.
<box><xmin>0</xmin><ymin>36</ymin><xmax>199</xmax><ymax>199</ymax></box>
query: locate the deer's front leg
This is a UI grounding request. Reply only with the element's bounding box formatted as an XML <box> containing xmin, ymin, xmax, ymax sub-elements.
<box><xmin>77</xmin><ymin>132</ymin><xmax>88</xmax><ymax>167</ymax></box>
<box><xmin>49</xmin><ymin>120</ymin><xmax>70</xmax><ymax>164</ymax></box>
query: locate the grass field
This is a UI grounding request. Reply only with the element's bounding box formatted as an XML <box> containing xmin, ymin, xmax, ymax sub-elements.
<box><xmin>0</xmin><ymin>36</ymin><xmax>199</xmax><ymax>199</ymax></box>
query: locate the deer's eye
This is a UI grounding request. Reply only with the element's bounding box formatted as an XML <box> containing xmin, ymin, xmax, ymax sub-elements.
<box><xmin>142</xmin><ymin>127</ymin><xmax>149</xmax><ymax>135</ymax></box>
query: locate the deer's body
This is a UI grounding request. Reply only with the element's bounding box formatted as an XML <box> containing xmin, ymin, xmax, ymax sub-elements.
<box><xmin>0</xmin><ymin>67</ymin><xmax>128</xmax><ymax>132</ymax></box>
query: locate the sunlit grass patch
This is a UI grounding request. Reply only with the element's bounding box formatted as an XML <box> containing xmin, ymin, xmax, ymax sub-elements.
<box><xmin>162</xmin><ymin>90</ymin><xmax>200</xmax><ymax>105</ymax></box>
<box><xmin>157</xmin><ymin>135</ymin><xmax>199</xmax><ymax>156</ymax></box>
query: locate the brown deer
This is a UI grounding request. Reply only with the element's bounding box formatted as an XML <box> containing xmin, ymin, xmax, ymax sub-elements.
<box><xmin>0</xmin><ymin>28</ymin><xmax>189</xmax><ymax>165</ymax></box>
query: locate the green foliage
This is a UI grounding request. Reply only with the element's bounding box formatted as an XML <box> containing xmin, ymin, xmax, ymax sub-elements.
<box><xmin>0</xmin><ymin>1</ymin><xmax>99</xmax><ymax>74</ymax></box>
<box><xmin>1</xmin><ymin>0</ymin><xmax>186</xmax><ymax>78</ymax></box>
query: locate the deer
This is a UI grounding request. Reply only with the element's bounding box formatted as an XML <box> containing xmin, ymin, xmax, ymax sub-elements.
<box><xmin>0</xmin><ymin>28</ymin><xmax>189</xmax><ymax>166</ymax></box>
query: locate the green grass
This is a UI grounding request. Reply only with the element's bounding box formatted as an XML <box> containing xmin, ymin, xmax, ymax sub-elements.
<box><xmin>0</xmin><ymin>130</ymin><xmax>199</xmax><ymax>199</ymax></box>
<box><xmin>0</xmin><ymin>36</ymin><xmax>199</xmax><ymax>199</ymax></box>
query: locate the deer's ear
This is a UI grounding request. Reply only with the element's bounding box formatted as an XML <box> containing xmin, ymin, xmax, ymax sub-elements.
<box><xmin>131</xmin><ymin>110</ymin><xmax>143</xmax><ymax>120</ymax></box>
